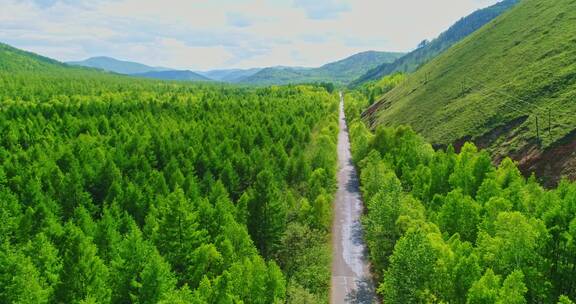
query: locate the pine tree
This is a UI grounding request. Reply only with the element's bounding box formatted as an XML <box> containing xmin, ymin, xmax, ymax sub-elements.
<box><xmin>110</xmin><ymin>225</ymin><xmax>176</xmax><ymax>304</ymax></box>
<box><xmin>0</xmin><ymin>245</ymin><xmax>50</xmax><ymax>304</ymax></box>
<box><xmin>55</xmin><ymin>223</ymin><xmax>110</xmax><ymax>303</ymax></box>
<box><xmin>147</xmin><ymin>187</ymin><xmax>208</xmax><ymax>281</ymax></box>
<box><xmin>248</xmin><ymin>169</ymin><xmax>287</xmax><ymax>259</ymax></box>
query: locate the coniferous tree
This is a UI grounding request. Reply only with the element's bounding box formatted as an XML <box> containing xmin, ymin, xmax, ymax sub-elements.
<box><xmin>0</xmin><ymin>245</ymin><xmax>50</xmax><ymax>304</ymax></box>
<box><xmin>248</xmin><ymin>169</ymin><xmax>287</xmax><ymax>259</ymax></box>
<box><xmin>147</xmin><ymin>187</ymin><xmax>208</xmax><ymax>281</ymax></box>
<box><xmin>56</xmin><ymin>223</ymin><xmax>110</xmax><ymax>304</ymax></box>
<box><xmin>110</xmin><ymin>225</ymin><xmax>176</xmax><ymax>304</ymax></box>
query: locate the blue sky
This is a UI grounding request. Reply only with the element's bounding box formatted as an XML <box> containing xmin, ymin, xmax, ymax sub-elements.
<box><xmin>0</xmin><ymin>0</ymin><xmax>500</xmax><ymax>70</ymax></box>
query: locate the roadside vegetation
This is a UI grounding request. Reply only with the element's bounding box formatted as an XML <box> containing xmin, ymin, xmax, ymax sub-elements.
<box><xmin>345</xmin><ymin>93</ymin><xmax>576</xmax><ymax>303</ymax></box>
<box><xmin>355</xmin><ymin>73</ymin><xmax>406</xmax><ymax>104</ymax></box>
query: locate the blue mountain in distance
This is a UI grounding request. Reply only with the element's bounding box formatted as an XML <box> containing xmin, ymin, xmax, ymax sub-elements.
<box><xmin>131</xmin><ymin>70</ymin><xmax>212</xmax><ymax>82</ymax></box>
<box><xmin>197</xmin><ymin>68</ymin><xmax>263</xmax><ymax>82</ymax></box>
<box><xmin>239</xmin><ymin>51</ymin><xmax>406</xmax><ymax>86</ymax></box>
<box><xmin>68</xmin><ymin>50</ymin><xmax>408</xmax><ymax>84</ymax></box>
<box><xmin>67</xmin><ymin>56</ymin><xmax>170</xmax><ymax>75</ymax></box>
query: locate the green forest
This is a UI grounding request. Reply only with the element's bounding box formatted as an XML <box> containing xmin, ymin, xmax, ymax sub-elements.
<box><xmin>0</xmin><ymin>70</ymin><xmax>339</xmax><ymax>303</ymax></box>
<box><xmin>2</xmin><ymin>0</ymin><xmax>576</xmax><ymax>303</ymax></box>
<box><xmin>345</xmin><ymin>94</ymin><xmax>576</xmax><ymax>303</ymax></box>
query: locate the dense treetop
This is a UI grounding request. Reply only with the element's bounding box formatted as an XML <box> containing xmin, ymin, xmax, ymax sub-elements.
<box><xmin>0</xmin><ymin>60</ymin><xmax>338</xmax><ymax>303</ymax></box>
<box><xmin>345</xmin><ymin>92</ymin><xmax>576</xmax><ymax>304</ymax></box>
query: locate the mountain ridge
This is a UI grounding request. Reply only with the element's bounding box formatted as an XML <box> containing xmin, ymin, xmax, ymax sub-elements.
<box><xmin>364</xmin><ymin>0</ymin><xmax>576</xmax><ymax>185</ymax></box>
<box><xmin>130</xmin><ymin>70</ymin><xmax>212</xmax><ymax>82</ymax></box>
<box><xmin>68</xmin><ymin>51</ymin><xmax>403</xmax><ymax>85</ymax></box>
<box><xmin>240</xmin><ymin>51</ymin><xmax>405</xmax><ymax>86</ymax></box>
<box><xmin>1</xmin><ymin>42</ymin><xmax>71</xmax><ymax>72</ymax></box>
<box><xmin>197</xmin><ymin>68</ymin><xmax>263</xmax><ymax>82</ymax></box>
<box><xmin>67</xmin><ymin>56</ymin><xmax>171</xmax><ymax>75</ymax></box>
<box><xmin>350</xmin><ymin>0</ymin><xmax>519</xmax><ymax>87</ymax></box>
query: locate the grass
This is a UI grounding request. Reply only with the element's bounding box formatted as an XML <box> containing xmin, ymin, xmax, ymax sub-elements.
<box><xmin>368</xmin><ymin>0</ymin><xmax>576</xmax><ymax>156</ymax></box>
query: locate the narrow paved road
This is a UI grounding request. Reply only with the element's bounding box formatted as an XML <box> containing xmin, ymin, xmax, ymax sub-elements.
<box><xmin>331</xmin><ymin>92</ymin><xmax>377</xmax><ymax>304</ymax></box>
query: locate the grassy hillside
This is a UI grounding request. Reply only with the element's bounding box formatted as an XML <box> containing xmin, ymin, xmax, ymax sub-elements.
<box><xmin>318</xmin><ymin>51</ymin><xmax>404</xmax><ymax>79</ymax></box>
<box><xmin>240</xmin><ymin>51</ymin><xmax>404</xmax><ymax>86</ymax></box>
<box><xmin>364</xmin><ymin>0</ymin><xmax>576</xmax><ymax>184</ymax></box>
<box><xmin>0</xmin><ymin>42</ymin><xmax>70</xmax><ymax>71</ymax></box>
<box><xmin>350</xmin><ymin>0</ymin><xmax>518</xmax><ymax>87</ymax></box>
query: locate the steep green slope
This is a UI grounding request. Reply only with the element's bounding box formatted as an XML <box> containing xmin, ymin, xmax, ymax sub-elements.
<box><xmin>318</xmin><ymin>51</ymin><xmax>404</xmax><ymax>79</ymax></box>
<box><xmin>365</xmin><ymin>0</ymin><xmax>576</xmax><ymax>184</ymax></box>
<box><xmin>131</xmin><ymin>70</ymin><xmax>212</xmax><ymax>81</ymax></box>
<box><xmin>0</xmin><ymin>43</ymin><xmax>159</xmax><ymax>101</ymax></box>
<box><xmin>0</xmin><ymin>42</ymin><xmax>69</xmax><ymax>71</ymax></box>
<box><xmin>68</xmin><ymin>56</ymin><xmax>170</xmax><ymax>74</ymax></box>
<box><xmin>351</xmin><ymin>0</ymin><xmax>519</xmax><ymax>87</ymax></box>
<box><xmin>240</xmin><ymin>51</ymin><xmax>404</xmax><ymax>86</ymax></box>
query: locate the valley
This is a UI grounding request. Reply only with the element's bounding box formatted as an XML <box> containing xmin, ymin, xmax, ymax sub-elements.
<box><xmin>1</xmin><ymin>0</ymin><xmax>576</xmax><ymax>303</ymax></box>
<box><xmin>68</xmin><ymin>51</ymin><xmax>405</xmax><ymax>86</ymax></box>
<box><xmin>331</xmin><ymin>92</ymin><xmax>376</xmax><ymax>303</ymax></box>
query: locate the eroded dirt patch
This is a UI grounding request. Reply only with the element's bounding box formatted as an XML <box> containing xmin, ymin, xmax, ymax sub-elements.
<box><xmin>434</xmin><ymin>116</ymin><xmax>576</xmax><ymax>187</ymax></box>
<box><xmin>516</xmin><ymin>128</ymin><xmax>576</xmax><ymax>187</ymax></box>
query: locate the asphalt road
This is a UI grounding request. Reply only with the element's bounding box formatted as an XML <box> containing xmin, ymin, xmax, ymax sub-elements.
<box><xmin>330</xmin><ymin>92</ymin><xmax>377</xmax><ymax>304</ymax></box>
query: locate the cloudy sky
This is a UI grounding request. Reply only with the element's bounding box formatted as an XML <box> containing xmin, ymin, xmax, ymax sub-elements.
<box><xmin>0</xmin><ymin>0</ymin><xmax>499</xmax><ymax>70</ymax></box>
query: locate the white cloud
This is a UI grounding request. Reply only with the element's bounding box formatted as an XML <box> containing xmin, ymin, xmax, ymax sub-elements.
<box><xmin>154</xmin><ymin>38</ymin><xmax>235</xmax><ymax>70</ymax></box>
<box><xmin>226</xmin><ymin>12</ymin><xmax>253</xmax><ymax>28</ymax></box>
<box><xmin>293</xmin><ymin>0</ymin><xmax>351</xmax><ymax>20</ymax></box>
<box><xmin>0</xmin><ymin>0</ymin><xmax>501</xmax><ymax>70</ymax></box>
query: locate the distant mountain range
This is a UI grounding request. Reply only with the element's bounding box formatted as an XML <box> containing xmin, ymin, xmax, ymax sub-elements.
<box><xmin>197</xmin><ymin>68</ymin><xmax>263</xmax><ymax>82</ymax></box>
<box><xmin>131</xmin><ymin>70</ymin><xmax>212</xmax><ymax>82</ymax></box>
<box><xmin>67</xmin><ymin>51</ymin><xmax>405</xmax><ymax>85</ymax></box>
<box><xmin>350</xmin><ymin>0</ymin><xmax>519</xmax><ymax>87</ymax></box>
<box><xmin>6</xmin><ymin>0</ymin><xmax>518</xmax><ymax>86</ymax></box>
<box><xmin>67</xmin><ymin>56</ymin><xmax>170</xmax><ymax>75</ymax></box>
<box><xmin>240</xmin><ymin>51</ymin><xmax>405</xmax><ymax>86</ymax></box>
<box><xmin>67</xmin><ymin>57</ymin><xmax>224</xmax><ymax>82</ymax></box>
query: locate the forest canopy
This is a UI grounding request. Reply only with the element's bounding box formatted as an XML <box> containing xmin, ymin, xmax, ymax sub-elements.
<box><xmin>0</xmin><ymin>70</ymin><xmax>338</xmax><ymax>303</ymax></box>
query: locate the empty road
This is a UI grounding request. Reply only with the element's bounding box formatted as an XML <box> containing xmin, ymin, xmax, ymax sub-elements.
<box><xmin>330</xmin><ymin>92</ymin><xmax>377</xmax><ymax>304</ymax></box>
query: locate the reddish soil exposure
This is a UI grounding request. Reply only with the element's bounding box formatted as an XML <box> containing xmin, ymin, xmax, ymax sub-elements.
<box><xmin>434</xmin><ymin>116</ymin><xmax>575</xmax><ymax>187</ymax></box>
<box><xmin>515</xmin><ymin>129</ymin><xmax>576</xmax><ymax>187</ymax></box>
